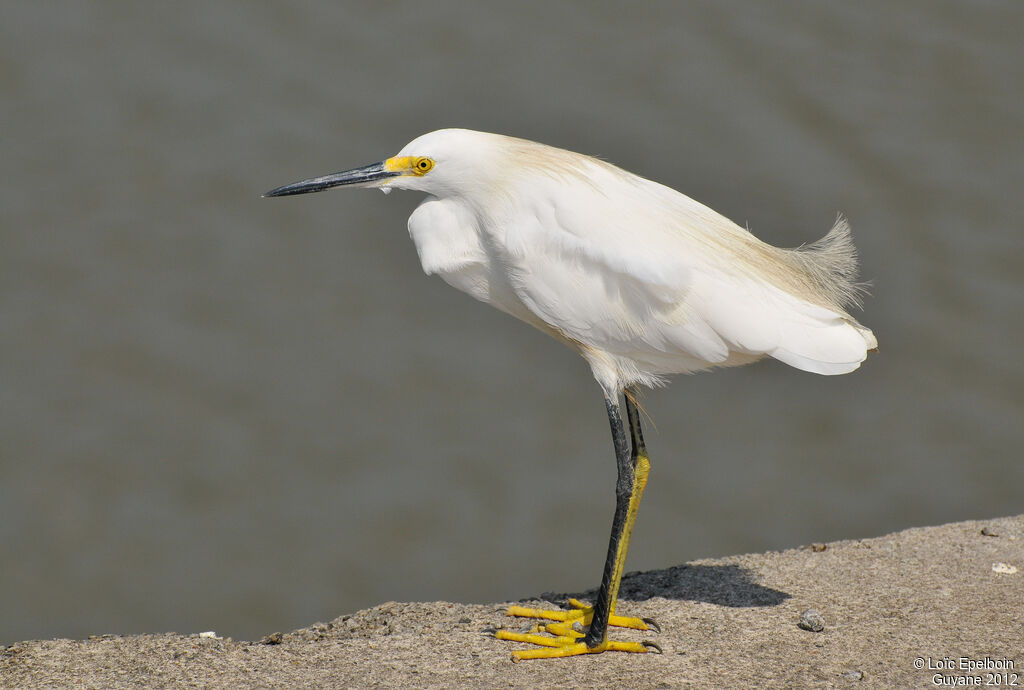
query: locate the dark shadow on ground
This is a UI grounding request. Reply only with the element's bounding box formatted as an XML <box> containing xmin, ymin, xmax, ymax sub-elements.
<box><xmin>553</xmin><ymin>564</ymin><xmax>790</xmax><ymax>608</ymax></box>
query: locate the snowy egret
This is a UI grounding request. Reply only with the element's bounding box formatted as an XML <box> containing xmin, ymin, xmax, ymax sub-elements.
<box><xmin>265</xmin><ymin>129</ymin><xmax>876</xmax><ymax>661</ymax></box>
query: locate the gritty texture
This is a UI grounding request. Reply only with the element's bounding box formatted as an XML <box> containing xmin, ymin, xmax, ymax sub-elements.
<box><xmin>2</xmin><ymin>516</ymin><xmax>1022</xmax><ymax>689</ymax></box>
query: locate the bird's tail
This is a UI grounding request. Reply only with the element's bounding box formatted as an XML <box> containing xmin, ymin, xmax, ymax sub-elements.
<box><xmin>782</xmin><ymin>214</ymin><xmax>869</xmax><ymax>313</ymax></box>
<box><xmin>695</xmin><ymin>215</ymin><xmax>877</xmax><ymax>375</ymax></box>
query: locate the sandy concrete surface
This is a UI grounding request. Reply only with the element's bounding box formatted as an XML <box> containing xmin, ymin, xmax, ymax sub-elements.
<box><xmin>3</xmin><ymin>516</ymin><xmax>1021</xmax><ymax>689</ymax></box>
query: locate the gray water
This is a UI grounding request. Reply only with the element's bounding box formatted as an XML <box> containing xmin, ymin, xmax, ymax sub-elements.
<box><xmin>2</xmin><ymin>1</ymin><xmax>1022</xmax><ymax>644</ymax></box>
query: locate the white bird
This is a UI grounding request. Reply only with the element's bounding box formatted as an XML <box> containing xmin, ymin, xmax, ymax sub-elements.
<box><xmin>265</xmin><ymin>128</ymin><xmax>876</xmax><ymax>661</ymax></box>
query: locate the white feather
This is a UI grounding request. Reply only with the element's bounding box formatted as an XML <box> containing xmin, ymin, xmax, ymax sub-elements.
<box><xmin>390</xmin><ymin>129</ymin><xmax>876</xmax><ymax>395</ymax></box>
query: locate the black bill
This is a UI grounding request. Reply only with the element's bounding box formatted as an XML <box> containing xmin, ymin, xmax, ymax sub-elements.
<box><xmin>263</xmin><ymin>161</ymin><xmax>400</xmax><ymax>197</ymax></box>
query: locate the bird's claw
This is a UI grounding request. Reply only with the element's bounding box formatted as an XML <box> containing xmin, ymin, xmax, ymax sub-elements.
<box><xmin>641</xmin><ymin>616</ymin><xmax>661</xmax><ymax>633</ymax></box>
<box><xmin>642</xmin><ymin>640</ymin><xmax>663</xmax><ymax>653</ymax></box>
<box><xmin>497</xmin><ymin>602</ymin><xmax>660</xmax><ymax>659</ymax></box>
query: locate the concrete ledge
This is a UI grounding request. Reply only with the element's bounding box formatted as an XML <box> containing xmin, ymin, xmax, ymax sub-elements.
<box><xmin>3</xmin><ymin>516</ymin><xmax>1022</xmax><ymax>688</ymax></box>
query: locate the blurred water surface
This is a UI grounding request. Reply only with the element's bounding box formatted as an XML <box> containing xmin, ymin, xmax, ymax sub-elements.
<box><xmin>1</xmin><ymin>1</ymin><xmax>1022</xmax><ymax>643</ymax></box>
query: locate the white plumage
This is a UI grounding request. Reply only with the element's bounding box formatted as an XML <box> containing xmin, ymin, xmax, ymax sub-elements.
<box><xmin>393</xmin><ymin>129</ymin><xmax>875</xmax><ymax>396</ymax></box>
<box><xmin>265</xmin><ymin>127</ymin><xmax>877</xmax><ymax>660</ymax></box>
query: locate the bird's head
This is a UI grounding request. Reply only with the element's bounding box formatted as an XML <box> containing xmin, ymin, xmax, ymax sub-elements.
<box><xmin>264</xmin><ymin>129</ymin><xmax>501</xmax><ymax>200</ymax></box>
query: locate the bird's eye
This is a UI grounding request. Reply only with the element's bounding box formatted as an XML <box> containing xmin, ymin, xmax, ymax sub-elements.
<box><xmin>413</xmin><ymin>157</ymin><xmax>434</xmax><ymax>175</ymax></box>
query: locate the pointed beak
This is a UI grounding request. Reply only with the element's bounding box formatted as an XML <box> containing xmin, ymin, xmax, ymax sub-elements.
<box><xmin>263</xmin><ymin>161</ymin><xmax>401</xmax><ymax>197</ymax></box>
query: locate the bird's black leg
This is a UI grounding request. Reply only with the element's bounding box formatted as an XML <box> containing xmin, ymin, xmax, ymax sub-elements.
<box><xmin>584</xmin><ymin>389</ymin><xmax>651</xmax><ymax>649</ymax></box>
<box><xmin>624</xmin><ymin>388</ymin><xmax>647</xmax><ymax>462</ymax></box>
<box><xmin>495</xmin><ymin>389</ymin><xmax>654</xmax><ymax>660</ymax></box>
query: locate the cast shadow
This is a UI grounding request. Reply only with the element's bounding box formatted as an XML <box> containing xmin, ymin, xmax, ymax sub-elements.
<box><xmin>563</xmin><ymin>563</ymin><xmax>790</xmax><ymax>608</ymax></box>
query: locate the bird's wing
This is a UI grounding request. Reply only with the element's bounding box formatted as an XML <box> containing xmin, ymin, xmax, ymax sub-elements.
<box><xmin>500</xmin><ymin>181</ymin><xmax>872</xmax><ymax>376</ymax></box>
<box><xmin>499</xmin><ymin>194</ymin><xmax>733</xmax><ymax>368</ymax></box>
<box><xmin>687</xmin><ymin>269</ymin><xmax>874</xmax><ymax>374</ymax></box>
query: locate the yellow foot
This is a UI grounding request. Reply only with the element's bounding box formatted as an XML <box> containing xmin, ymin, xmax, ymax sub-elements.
<box><xmin>495</xmin><ymin>598</ymin><xmax>660</xmax><ymax>661</ymax></box>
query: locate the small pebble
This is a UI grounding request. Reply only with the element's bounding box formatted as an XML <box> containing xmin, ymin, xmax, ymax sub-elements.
<box><xmin>992</xmin><ymin>562</ymin><xmax>1018</xmax><ymax>575</ymax></box>
<box><xmin>262</xmin><ymin>632</ymin><xmax>283</xmax><ymax>645</ymax></box>
<box><xmin>798</xmin><ymin>609</ymin><xmax>825</xmax><ymax>632</ymax></box>
<box><xmin>981</xmin><ymin>527</ymin><xmax>999</xmax><ymax>537</ymax></box>
<box><xmin>842</xmin><ymin>669</ymin><xmax>864</xmax><ymax>681</ymax></box>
